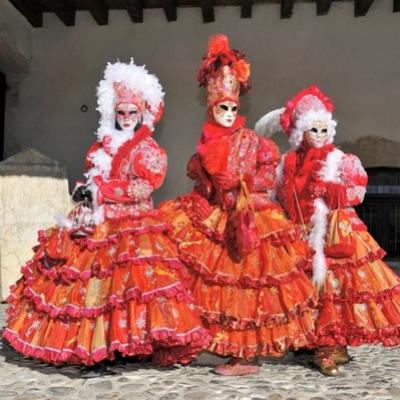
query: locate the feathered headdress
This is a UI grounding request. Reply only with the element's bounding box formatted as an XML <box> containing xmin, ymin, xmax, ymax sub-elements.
<box><xmin>197</xmin><ymin>34</ymin><xmax>251</xmax><ymax>108</ymax></box>
<box><xmin>255</xmin><ymin>85</ymin><xmax>336</xmax><ymax>149</ymax></box>
<box><xmin>96</xmin><ymin>59</ymin><xmax>165</xmax><ymax>133</ymax></box>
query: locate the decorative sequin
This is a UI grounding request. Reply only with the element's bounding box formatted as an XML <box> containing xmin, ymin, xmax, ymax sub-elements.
<box><xmin>339</xmin><ymin>220</ymin><xmax>352</xmax><ymax>235</ymax></box>
<box><xmin>331</xmin><ymin>278</ymin><xmax>340</xmax><ymax>289</ymax></box>
<box><xmin>358</xmin><ymin>270</ymin><xmax>367</xmax><ymax>279</ymax></box>
<box><xmin>145</xmin><ymin>266</ymin><xmax>154</xmax><ymax>278</ymax></box>
<box><xmin>357</xmin><ymin>303</ymin><xmax>367</xmax><ymax>312</ymax></box>
<box><xmin>136</xmin><ymin>311</ymin><xmax>146</xmax><ymax>329</ymax></box>
<box><xmin>138</xmin><ymin>144</ymin><xmax>167</xmax><ymax>174</ymax></box>
<box><xmin>114</xmin><ymin>187</ymin><xmax>124</xmax><ymax>196</ymax></box>
<box><xmin>127</xmin><ymin>179</ymin><xmax>153</xmax><ymax>200</ymax></box>
<box><xmin>119</xmin><ymin>319</ymin><xmax>127</xmax><ymax>328</ymax></box>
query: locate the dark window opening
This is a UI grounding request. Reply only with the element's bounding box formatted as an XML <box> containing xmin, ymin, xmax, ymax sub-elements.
<box><xmin>0</xmin><ymin>71</ymin><xmax>6</xmax><ymax>161</ymax></box>
<box><xmin>356</xmin><ymin>167</ymin><xmax>400</xmax><ymax>260</ymax></box>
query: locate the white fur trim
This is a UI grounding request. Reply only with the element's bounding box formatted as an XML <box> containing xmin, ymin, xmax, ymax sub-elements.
<box><xmin>307</xmin><ymin>148</ymin><xmax>344</xmax><ymax>285</ymax></box>
<box><xmin>92</xmin><ymin>205</ymin><xmax>105</xmax><ymax>224</ymax></box>
<box><xmin>84</xmin><ymin>128</ymin><xmax>136</xmax><ymax>218</ymax></box>
<box><xmin>97</xmin><ymin>60</ymin><xmax>164</xmax><ymax>132</ymax></box>
<box><xmin>276</xmin><ymin>153</ymin><xmax>286</xmax><ymax>185</ymax></box>
<box><xmin>319</xmin><ymin>148</ymin><xmax>344</xmax><ymax>182</ymax></box>
<box><xmin>85</xmin><ymin>148</ymin><xmax>112</xmax><ymax>180</ymax></box>
<box><xmin>88</xmin><ymin>181</ymin><xmax>100</xmax><ymax>208</ymax></box>
<box><xmin>96</xmin><ymin>127</ymin><xmax>135</xmax><ymax>153</ymax></box>
<box><xmin>309</xmin><ymin>198</ymin><xmax>330</xmax><ymax>286</ymax></box>
<box><xmin>254</xmin><ymin>108</ymin><xmax>284</xmax><ymax>137</ymax></box>
<box><xmin>290</xmin><ymin>110</ymin><xmax>337</xmax><ymax>149</ymax></box>
<box><xmin>54</xmin><ymin>212</ymin><xmax>73</xmax><ymax>229</ymax></box>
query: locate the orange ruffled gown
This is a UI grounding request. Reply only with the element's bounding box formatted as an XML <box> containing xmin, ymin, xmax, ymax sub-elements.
<box><xmin>161</xmin><ymin>117</ymin><xmax>318</xmax><ymax>359</ymax></box>
<box><xmin>3</xmin><ymin>125</ymin><xmax>210</xmax><ymax>366</ymax></box>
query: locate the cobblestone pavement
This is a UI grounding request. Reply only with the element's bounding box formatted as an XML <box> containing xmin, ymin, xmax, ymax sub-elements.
<box><xmin>1</xmin><ymin>304</ymin><xmax>400</xmax><ymax>400</ymax></box>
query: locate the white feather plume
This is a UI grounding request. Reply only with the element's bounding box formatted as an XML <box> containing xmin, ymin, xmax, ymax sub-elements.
<box><xmin>309</xmin><ymin>198</ymin><xmax>329</xmax><ymax>286</ymax></box>
<box><xmin>97</xmin><ymin>59</ymin><xmax>165</xmax><ymax>131</ymax></box>
<box><xmin>254</xmin><ymin>108</ymin><xmax>284</xmax><ymax>137</ymax></box>
<box><xmin>54</xmin><ymin>212</ymin><xmax>73</xmax><ymax>229</ymax></box>
<box><xmin>308</xmin><ymin>148</ymin><xmax>343</xmax><ymax>286</ymax></box>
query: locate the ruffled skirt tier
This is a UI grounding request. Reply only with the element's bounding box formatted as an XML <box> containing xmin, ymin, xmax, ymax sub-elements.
<box><xmin>4</xmin><ymin>214</ymin><xmax>210</xmax><ymax>366</ymax></box>
<box><xmin>160</xmin><ymin>193</ymin><xmax>318</xmax><ymax>359</ymax></box>
<box><xmin>315</xmin><ymin>208</ymin><xmax>400</xmax><ymax>347</ymax></box>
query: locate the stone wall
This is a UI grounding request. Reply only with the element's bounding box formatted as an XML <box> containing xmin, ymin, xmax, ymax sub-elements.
<box><xmin>339</xmin><ymin>136</ymin><xmax>400</xmax><ymax>169</ymax></box>
<box><xmin>0</xmin><ymin>148</ymin><xmax>71</xmax><ymax>300</ymax></box>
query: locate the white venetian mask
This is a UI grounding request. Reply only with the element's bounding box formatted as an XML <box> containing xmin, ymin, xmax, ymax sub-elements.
<box><xmin>212</xmin><ymin>101</ymin><xmax>238</xmax><ymax>128</ymax></box>
<box><xmin>115</xmin><ymin>103</ymin><xmax>142</xmax><ymax>133</ymax></box>
<box><xmin>304</xmin><ymin>121</ymin><xmax>330</xmax><ymax>148</ymax></box>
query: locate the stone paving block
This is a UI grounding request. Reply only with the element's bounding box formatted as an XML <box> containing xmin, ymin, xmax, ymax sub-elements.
<box><xmin>1</xmin><ymin>303</ymin><xmax>400</xmax><ymax>400</ymax></box>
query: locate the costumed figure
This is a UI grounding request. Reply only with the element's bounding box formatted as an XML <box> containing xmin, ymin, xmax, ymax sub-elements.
<box><xmin>3</xmin><ymin>60</ymin><xmax>210</xmax><ymax>367</ymax></box>
<box><xmin>160</xmin><ymin>35</ymin><xmax>318</xmax><ymax>376</ymax></box>
<box><xmin>256</xmin><ymin>85</ymin><xmax>400</xmax><ymax>376</ymax></box>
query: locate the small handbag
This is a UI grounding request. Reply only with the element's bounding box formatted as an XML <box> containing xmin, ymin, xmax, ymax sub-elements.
<box><xmin>324</xmin><ymin>208</ymin><xmax>356</xmax><ymax>259</ymax></box>
<box><xmin>68</xmin><ymin>199</ymin><xmax>95</xmax><ymax>237</ymax></box>
<box><xmin>227</xmin><ymin>177</ymin><xmax>260</xmax><ymax>260</ymax></box>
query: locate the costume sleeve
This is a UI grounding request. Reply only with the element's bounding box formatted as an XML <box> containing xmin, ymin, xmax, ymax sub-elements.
<box><xmin>72</xmin><ymin>142</ymin><xmax>102</xmax><ymax>196</ymax></box>
<box><xmin>337</xmin><ymin>153</ymin><xmax>368</xmax><ymax>206</ymax></box>
<box><xmin>94</xmin><ymin>143</ymin><xmax>167</xmax><ymax>204</ymax></box>
<box><xmin>319</xmin><ymin>153</ymin><xmax>368</xmax><ymax>209</ymax></box>
<box><xmin>187</xmin><ymin>154</ymin><xmax>213</xmax><ymax>198</ymax></box>
<box><xmin>245</xmin><ymin>137</ymin><xmax>281</xmax><ymax>192</ymax></box>
<box><xmin>84</xmin><ymin>142</ymin><xmax>102</xmax><ymax>173</ymax></box>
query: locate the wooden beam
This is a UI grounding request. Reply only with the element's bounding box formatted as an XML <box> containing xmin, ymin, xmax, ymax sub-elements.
<box><xmin>40</xmin><ymin>0</ymin><xmax>75</xmax><ymax>26</ymax></box>
<box><xmin>241</xmin><ymin>0</ymin><xmax>253</xmax><ymax>18</ymax></box>
<box><xmin>394</xmin><ymin>0</ymin><xmax>400</xmax><ymax>12</ymax></box>
<box><xmin>281</xmin><ymin>0</ymin><xmax>295</xmax><ymax>19</ymax></box>
<box><xmin>355</xmin><ymin>0</ymin><xmax>375</xmax><ymax>17</ymax></box>
<box><xmin>9</xmin><ymin>0</ymin><xmax>43</xmax><ymax>27</ymax></box>
<box><xmin>85</xmin><ymin>0</ymin><xmax>108</xmax><ymax>25</ymax></box>
<box><xmin>163</xmin><ymin>0</ymin><xmax>177</xmax><ymax>21</ymax></box>
<box><xmin>201</xmin><ymin>0</ymin><xmax>214</xmax><ymax>23</ymax></box>
<box><xmin>124</xmin><ymin>0</ymin><xmax>143</xmax><ymax>23</ymax></box>
<box><xmin>316</xmin><ymin>0</ymin><xmax>332</xmax><ymax>15</ymax></box>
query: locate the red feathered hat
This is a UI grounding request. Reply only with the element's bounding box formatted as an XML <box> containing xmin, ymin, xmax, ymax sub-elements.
<box><xmin>197</xmin><ymin>34</ymin><xmax>251</xmax><ymax>108</ymax></box>
<box><xmin>280</xmin><ymin>85</ymin><xmax>334</xmax><ymax>134</ymax></box>
<box><xmin>255</xmin><ymin>85</ymin><xmax>336</xmax><ymax>149</ymax></box>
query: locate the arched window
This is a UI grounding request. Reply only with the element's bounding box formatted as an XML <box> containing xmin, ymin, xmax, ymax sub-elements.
<box><xmin>356</xmin><ymin>167</ymin><xmax>400</xmax><ymax>260</ymax></box>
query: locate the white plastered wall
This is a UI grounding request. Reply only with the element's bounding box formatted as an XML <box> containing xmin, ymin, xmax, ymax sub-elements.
<box><xmin>2</xmin><ymin>0</ymin><xmax>400</xmax><ymax>203</ymax></box>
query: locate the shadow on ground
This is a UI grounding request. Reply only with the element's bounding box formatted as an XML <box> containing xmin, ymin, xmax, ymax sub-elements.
<box><xmin>0</xmin><ymin>333</ymin><xmax>315</xmax><ymax>380</ymax></box>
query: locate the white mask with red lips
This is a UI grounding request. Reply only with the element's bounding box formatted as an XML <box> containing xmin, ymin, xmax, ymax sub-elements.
<box><xmin>212</xmin><ymin>100</ymin><xmax>238</xmax><ymax>128</ymax></box>
<box><xmin>115</xmin><ymin>103</ymin><xmax>142</xmax><ymax>133</ymax></box>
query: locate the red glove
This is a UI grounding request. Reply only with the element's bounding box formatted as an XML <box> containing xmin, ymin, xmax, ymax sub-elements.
<box><xmin>324</xmin><ymin>182</ymin><xmax>347</xmax><ymax>209</ymax></box>
<box><xmin>192</xmin><ymin>197</ymin><xmax>213</xmax><ymax>220</ymax></box>
<box><xmin>213</xmin><ymin>172</ymin><xmax>239</xmax><ymax>190</ymax></box>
